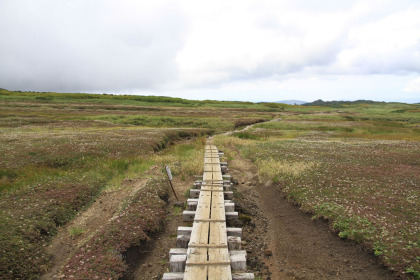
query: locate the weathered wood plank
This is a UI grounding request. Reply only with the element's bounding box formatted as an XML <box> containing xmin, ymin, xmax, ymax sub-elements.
<box><xmin>184</xmin><ymin>143</ymin><xmax>233</xmax><ymax>280</ymax></box>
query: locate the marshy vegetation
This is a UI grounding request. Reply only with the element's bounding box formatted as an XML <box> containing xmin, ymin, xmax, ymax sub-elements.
<box><xmin>0</xmin><ymin>89</ymin><xmax>276</xmax><ymax>279</ymax></box>
<box><xmin>215</xmin><ymin>102</ymin><xmax>420</xmax><ymax>279</ymax></box>
<box><xmin>0</xmin><ymin>89</ymin><xmax>419</xmax><ymax>279</ymax></box>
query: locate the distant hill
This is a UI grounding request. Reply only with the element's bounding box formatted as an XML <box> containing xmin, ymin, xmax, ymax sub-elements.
<box><xmin>303</xmin><ymin>99</ymin><xmax>386</xmax><ymax>107</ymax></box>
<box><xmin>275</xmin><ymin>100</ymin><xmax>307</xmax><ymax>105</ymax></box>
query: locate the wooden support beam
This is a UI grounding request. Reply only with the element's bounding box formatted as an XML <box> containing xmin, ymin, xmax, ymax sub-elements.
<box><xmin>190</xmin><ymin>189</ymin><xmax>200</xmax><ymax>198</ymax></box>
<box><xmin>225</xmin><ymin>202</ymin><xmax>235</xmax><ymax>212</ymax></box>
<box><xmin>226</xmin><ymin>212</ymin><xmax>239</xmax><ymax>221</ymax></box>
<box><xmin>183</xmin><ymin>210</ymin><xmax>196</xmax><ymax>222</ymax></box>
<box><xmin>176</xmin><ymin>235</ymin><xmax>190</xmax><ymax>248</ymax></box>
<box><xmin>170</xmin><ymin>254</ymin><xmax>186</xmax><ymax>272</ymax></box>
<box><xmin>169</xmin><ymin>248</ymin><xmax>188</xmax><ymax>260</ymax></box>
<box><xmin>227</xmin><ymin>228</ymin><xmax>242</xmax><ymax>238</ymax></box>
<box><xmin>230</xmin><ymin>251</ymin><xmax>247</xmax><ymax>272</ymax></box>
<box><xmin>162</xmin><ymin>272</ymin><xmax>184</xmax><ymax>280</ymax></box>
<box><xmin>232</xmin><ymin>273</ymin><xmax>255</xmax><ymax>280</ymax></box>
<box><xmin>228</xmin><ymin>236</ymin><xmax>242</xmax><ymax>250</ymax></box>
<box><xmin>178</xmin><ymin>226</ymin><xmax>242</xmax><ymax>238</ymax></box>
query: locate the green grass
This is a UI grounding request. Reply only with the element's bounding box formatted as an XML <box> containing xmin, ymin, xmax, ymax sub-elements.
<box><xmin>69</xmin><ymin>226</ymin><xmax>85</xmax><ymax>237</ymax></box>
<box><xmin>0</xmin><ymin>88</ymin><xmax>282</xmax><ymax>110</ymax></box>
<box><xmin>90</xmin><ymin>114</ymin><xmax>233</xmax><ymax>132</ymax></box>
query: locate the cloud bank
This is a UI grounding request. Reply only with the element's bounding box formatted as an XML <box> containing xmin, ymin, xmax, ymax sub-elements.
<box><xmin>0</xmin><ymin>0</ymin><xmax>188</xmax><ymax>92</ymax></box>
<box><xmin>0</xmin><ymin>0</ymin><xmax>419</xmax><ymax>102</ymax></box>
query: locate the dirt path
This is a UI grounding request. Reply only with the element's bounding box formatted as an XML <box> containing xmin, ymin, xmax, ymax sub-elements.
<box><xmin>222</xmin><ymin>118</ymin><xmax>282</xmax><ymax>135</ymax></box>
<box><xmin>228</xmin><ymin>152</ymin><xmax>396</xmax><ymax>280</ymax></box>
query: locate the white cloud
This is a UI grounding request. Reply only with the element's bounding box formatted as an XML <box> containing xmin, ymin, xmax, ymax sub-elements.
<box><xmin>174</xmin><ymin>0</ymin><xmax>420</xmax><ymax>92</ymax></box>
<box><xmin>404</xmin><ymin>77</ymin><xmax>420</xmax><ymax>92</ymax></box>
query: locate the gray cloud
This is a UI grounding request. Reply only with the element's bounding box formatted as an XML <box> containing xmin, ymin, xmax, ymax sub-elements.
<box><xmin>1</xmin><ymin>0</ymin><xmax>419</xmax><ymax>103</ymax></box>
<box><xmin>341</xmin><ymin>44</ymin><xmax>420</xmax><ymax>75</ymax></box>
<box><xmin>0</xmin><ymin>0</ymin><xmax>188</xmax><ymax>92</ymax></box>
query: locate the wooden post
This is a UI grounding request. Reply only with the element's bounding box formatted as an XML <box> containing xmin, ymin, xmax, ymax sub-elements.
<box><xmin>166</xmin><ymin>166</ymin><xmax>179</xmax><ymax>201</ymax></box>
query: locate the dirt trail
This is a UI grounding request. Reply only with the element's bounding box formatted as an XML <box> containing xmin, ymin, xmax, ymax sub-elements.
<box><xmin>229</xmin><ymin>153</ymin><xmax>396</xmax><ymax>280</ymax></box>
<box><xmin>222</xmin><ymin>118</ymin><xmax>282</xmax><ymax>135</ymax></box>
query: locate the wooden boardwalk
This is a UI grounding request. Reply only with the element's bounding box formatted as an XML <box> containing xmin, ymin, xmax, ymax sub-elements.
<box><xmin>184</xmin><ymin>144</ymin><xmax>232</xmax><ymax>279</ymax></box>
<box><xmin>163</xmin><ymin>141</ymin><xmax>254</xmax><ymax>280</ymax></box>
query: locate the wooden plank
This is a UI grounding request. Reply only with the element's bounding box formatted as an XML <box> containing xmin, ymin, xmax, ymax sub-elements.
<box><xmin>185</xmin><ymin>143</ymin><xmax>232</xmax><ymax>280</ymax></box>
<box><xmin>208</xmin><ymin>150</ymin><xmax>232</xmax><ymax>280</ymax></box>
<box><xmin>208</xmin><ymin>222</ymin><xmax>231</xmax><ymax>280</ymax></box>
<box><xmin>194</xmin><ymin>191</ymin><xmax>211</xmax><ymax>221</ymax></box>
<box><xmin>185</xmin><ymin>223</ymin><xmax>209</xmax><ymax>279</ymax></box>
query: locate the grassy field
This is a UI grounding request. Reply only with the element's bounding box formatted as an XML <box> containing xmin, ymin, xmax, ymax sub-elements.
<box><xmin>215</xmin><ymin>103</ymin><xmax>420</xmax><ymax>279</ymax></box>
<box><xmin>1</xmin><ymin>89</ymin><xmax>419</xmax><ymax>279</ymax></box>
<box><xmin>0</xmin><ymin>90</ymin><xmax>278</xmax><ymax>279</ymax></box>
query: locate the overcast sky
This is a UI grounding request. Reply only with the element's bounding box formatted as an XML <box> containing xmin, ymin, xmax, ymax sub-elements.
<box><xmin>1</xmin><ymin>0</ymin><xmax>420</xmax><ymax>103</ymax></box>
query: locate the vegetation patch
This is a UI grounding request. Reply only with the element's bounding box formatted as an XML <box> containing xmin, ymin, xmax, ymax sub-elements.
<box><xmin>60</xmin><ymin>178</ymin><xmax>169</xmax><ymax>279</ymax></box>
<box><xmin>233</xmin><ymin>131</ymin><xmax>260</xmax><ymax>140</ymax></box>
<box><xmin>0</xmin><ymin>116</ymin><xmax>206</xmax><ymax>279</ymax></box>
<box><xmin>256</xmin><ymin>158</ymin><xmax>316</xmax><ymax>180</ymax></box>
<box><xmin>2</xmin><ymin>90</ymin><xmax>419</xmax><ymax>279</ymax></box>
<box><xmin>215</xmin><ymin>105</ymin><xmax>420</xmax><ymax>279</ymax></box>
<box><xmin>242</xmin><ymin>140</ymin><xmax>419</xmax><ymax>277</ymax></box>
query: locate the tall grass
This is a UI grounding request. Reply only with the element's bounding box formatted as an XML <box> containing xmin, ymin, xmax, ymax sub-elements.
<box><xmin>152</xmin><ymin>136</ymin><xmax>207</xmax><ymax>180</ymax></box>
<box><xmin>256</xmin><ymin>158</ymin><xmax>317</xmax><ymax>181</ymax></box>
